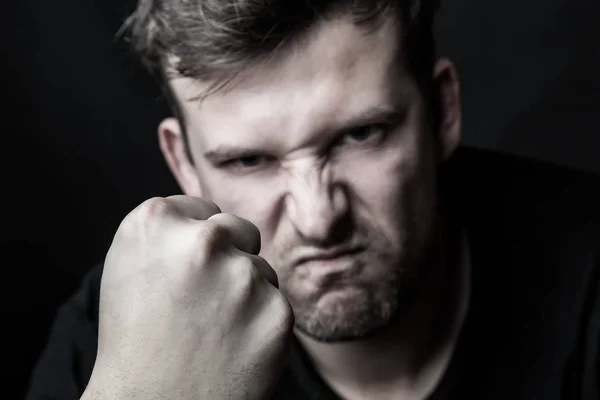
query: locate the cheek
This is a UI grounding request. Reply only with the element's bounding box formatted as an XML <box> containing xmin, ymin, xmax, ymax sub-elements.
<box><xmin>345</xmin><ymin>154</ymin><xmax>414</xmax><ymax>202</ymax></box>
<box><xmin>337</xmin><ymin>130</ymin><xmax>436</xmax><ymax>245</ymax></box>
<box><xmin>341</xmin><ymin>140</ymin><xmax>420</xmax><ymax>214</ymax></box>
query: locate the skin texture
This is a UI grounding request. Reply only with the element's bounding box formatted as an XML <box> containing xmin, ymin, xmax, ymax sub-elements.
<box><xmin>153</xmin><ymin>13</ymin><xmax>462</xmax><ymax>400</ymax></box>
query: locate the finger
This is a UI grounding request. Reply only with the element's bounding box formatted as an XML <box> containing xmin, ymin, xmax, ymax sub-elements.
<box><xmin>248</xmin><ymin>254</ymin><xmax>279</xmax><ymax>289</ymax></box>
<box><xmin>207</xmin><ymin>213</ymin><xmax>261</xmax><ymax>255</ymax></box>
<box><xmin>166</xmin><ymin>195</ymin><xmax>222</xmax><ymax>220</ymax></box>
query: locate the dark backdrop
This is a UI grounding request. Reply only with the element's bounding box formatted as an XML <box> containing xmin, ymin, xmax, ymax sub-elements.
<box><xmin>3</xmin><ymin>0</ymin><xmax>599</xmax><ymax>398</ymax></box>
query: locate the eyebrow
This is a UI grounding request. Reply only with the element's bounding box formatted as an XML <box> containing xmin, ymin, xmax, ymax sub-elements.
<box><xmin>203</xmin><ymin>103</ymin><xmax>408</xmax><ymax>164</ymax></box>
<box><xmin>204</xmin><ymin>146</ymin><xmax>266</xmax><ymax>164</ymax></box>
<box><xmin>340</xmin><ymin>104</ymin><xmax>408</xmax><ymax>131</ymax></box>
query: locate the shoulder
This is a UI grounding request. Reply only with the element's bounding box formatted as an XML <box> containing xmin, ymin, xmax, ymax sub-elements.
<box><xmin>42</xmin><ymin>261</ymin><xmax>103</xmax><ymax>346</ymax></box>
<box><xmin>445</xmin><ymin>146</ymin><xmax>600</xmax><ymax>305</ymax></box>
<box><xmin>443</xmin><ymin>146</ymin><xmax>599</xmax><ymax>290</ymax></box>
<box><xmin>566</xmin><ymin>260</ymin><xmax>600</xmax><ymax>400</ymax></box>
<box><xmin>444</xmin><ymin>146</ymin><xmax>600</xmax><ymax>251</ymax></box>
<box><xmin>25</xmin><ymin>263</ymin><xmax>104</xmax><ymax>400</ymax></box>
<box><xmin>443</xmin><ymin>146</ymin><xmax>599</xmax><ymax>398</ymax></box>
<box><xmin>446</xmin><ymin>145</ymin><xmax>600</xmax><ymax>211</ymax></box>
<box><xmin>67</xmin><ymin>262</ymin><xmax>104</xmax><ymax>330</ymax></box>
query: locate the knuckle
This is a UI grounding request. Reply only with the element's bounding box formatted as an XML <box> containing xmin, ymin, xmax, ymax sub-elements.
<box><xmin>117</xmin><ymin>197</ymin><xmax>171</xmax><ymax>238</ymax></box>
<box><xmin>198</xmin><ymin>198</ymin><xmax>222</xmax><ymax>215</ymax></box>
<box><xmin>184</xmin><ymin>222</ymin><xmax>227</xmax><ymax>267</ymax></box>
<box><xmin>194</xmin><ymin>221</ymin><xmax>228</xmax><ymax>250</ymax></box>
<box><xmin>231</xmin><ymin>257</ymin><xmax>259</xmax><ymax>299</ymax></box>
<box><xmin>137</xmin><ymin>197</ymin><xmax>173</xmax><ymax>218</ymax></box>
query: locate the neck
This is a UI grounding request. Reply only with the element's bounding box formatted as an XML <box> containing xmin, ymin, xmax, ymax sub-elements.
<box><xmin>295</xmin><ymin>209</ymin><xmax>470</xmax><ymax>400</ymax></box>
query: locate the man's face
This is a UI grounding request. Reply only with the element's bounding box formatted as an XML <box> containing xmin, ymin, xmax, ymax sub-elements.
<box><xmin>162</xmin><ymin>16</ymin><xmax>460</xmax><ymax>342</ymax></box>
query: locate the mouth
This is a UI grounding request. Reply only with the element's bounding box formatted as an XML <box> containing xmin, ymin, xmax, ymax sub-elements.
<box><xmin>296</xmin><ymin>246</ymin><xmax>365</xmax><ymax>267</ymax></box>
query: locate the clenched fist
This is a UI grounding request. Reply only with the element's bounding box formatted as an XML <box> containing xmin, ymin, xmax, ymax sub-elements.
<box><xmin>81</xmin><ymin>195</ymin><xmax>294</xmax><ymax>400</ymax></box>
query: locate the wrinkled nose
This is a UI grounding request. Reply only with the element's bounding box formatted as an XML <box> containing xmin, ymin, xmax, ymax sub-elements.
<box><xmin>285</xmin><ymin>162</ymin><xmax>349</xmax><ymax>243</ymax></box>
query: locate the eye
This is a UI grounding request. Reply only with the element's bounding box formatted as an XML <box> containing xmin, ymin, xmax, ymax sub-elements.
<box><xmin>342</xmin><ymin>124</ymin><xmax>388</xmax><ymax>145</ymax></box>
<box><xmin>235</xmin><ymin>155</ymin><xmax>263</xmax><ymax>167</ymax></box>
<box><xmin>220</xmin><ymin>154</ymin><xmax>275</xmax><ymax>173</ymax></box>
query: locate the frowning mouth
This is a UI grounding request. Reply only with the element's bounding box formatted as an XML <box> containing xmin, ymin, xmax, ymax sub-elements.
<box><xmin>295</xmin><ymin>246</ymin><xmax>365</xmax><ymax>267</ymax></box>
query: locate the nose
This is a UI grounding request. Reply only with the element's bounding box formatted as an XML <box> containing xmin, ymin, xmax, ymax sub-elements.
<box><xmin>285</xmin><ymin>161</ymin><xmax>349</xmax><ymax>244</ymax></box>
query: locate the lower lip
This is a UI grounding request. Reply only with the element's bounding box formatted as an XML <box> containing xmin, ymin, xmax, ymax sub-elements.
<box><xmin>301</xmin><ymin>253</ymin><xmax>359</xmax><ymax>270</ymax></box>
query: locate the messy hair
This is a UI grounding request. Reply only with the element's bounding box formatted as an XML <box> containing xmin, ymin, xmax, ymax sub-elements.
<box><xmin>121</xmin><ymin>0</ymin><xmax>441</xmax><ymax>160</ymax></box>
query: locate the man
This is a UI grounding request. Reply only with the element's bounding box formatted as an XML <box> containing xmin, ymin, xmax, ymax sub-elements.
<box><xmin>26</xmin><ymin>0</ymin><xmax>599</xmax><ymax>399</ymax></box>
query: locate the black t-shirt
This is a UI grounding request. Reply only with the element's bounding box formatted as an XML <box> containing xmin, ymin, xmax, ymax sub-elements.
<box><xmin>25</xmin><ymin>148</ymin><xmax>600</xmax><ymax>400</ymax></box>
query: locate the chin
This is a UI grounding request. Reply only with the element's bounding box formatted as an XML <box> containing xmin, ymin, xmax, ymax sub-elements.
<box><xmin>291</xmin><ymin>280</ymin><xmax>401</xmax><ymax>342</ymax></box>
<box><xmin>282</xmin><ymin>240</ymin><xmax>426</xmax><ymax>342</ymax></box>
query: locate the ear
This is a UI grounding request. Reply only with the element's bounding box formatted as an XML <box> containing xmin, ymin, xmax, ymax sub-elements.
<box><xmin>158</xmin><ymin>117</ymin><xmax>203</xmax><ymax>197</ymax></box>
<box><xmin>433</xmin><ymin>58</ymin><xmax>462</xmax><ymax>163</ymax></box>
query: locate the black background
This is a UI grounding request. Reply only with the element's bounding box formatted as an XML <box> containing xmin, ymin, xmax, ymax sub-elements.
<box><xmin>3</xmin><ymin>0</ymin><xmax>599</xmax><ymax>398</ymax></box>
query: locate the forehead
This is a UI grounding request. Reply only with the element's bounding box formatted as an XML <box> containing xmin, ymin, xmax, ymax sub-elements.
<box><xmin>170</xmin><ymin>15</ymin><xmax>413</xmax><ymax>151</ymax></box>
